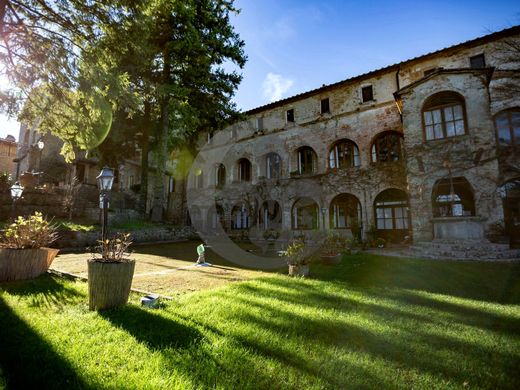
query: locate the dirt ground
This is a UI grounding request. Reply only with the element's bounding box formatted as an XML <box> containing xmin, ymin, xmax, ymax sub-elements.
<box><xmin>51</xmin><ymin>241</ymin><xmax>275</xmax><ymax>297</ymax></box>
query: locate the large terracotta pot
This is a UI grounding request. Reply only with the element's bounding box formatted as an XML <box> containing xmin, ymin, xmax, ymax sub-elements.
<box><xmin>320</xmin><ymin>254</ymin><xmax>341</xmax><ymax>266</ymax></box>
<box><xmin>88</xmin><ymin>259</ymin><xmax>135</xmax><ymax>310</ymax></box>
<box><xmin>0</xmin><ymin>248</ymin><xmax>59</xmax><ymax>282</ymax></box>
<box><xmin>288</xmin><ymin>264</ymin><xmax>309</xmax><ymax>277</ymax></box>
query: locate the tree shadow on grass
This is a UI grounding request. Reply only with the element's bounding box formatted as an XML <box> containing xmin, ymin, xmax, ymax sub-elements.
<box><xmin>218</xmin><ymin>279</ymin><xmax>520</xmax><ymax>389</ymax></box>
<box><xmin>99</xmin><ymin>305</ymin><xmax>202</xmax><ymax>350</ymax></box>
<box><xmin>0</xmin><ymin>274</ymin><xmax>83</xmax><ymax>308</ymax></box>
<box><xmin>0</xmin><ymin>296</ymin><xmax>91</xmax><ymax>389</ymax></box>
<box><xmin>312</xmin><ymin>254</ymin><xmax>520</xmax><ymax>304</ymax></box>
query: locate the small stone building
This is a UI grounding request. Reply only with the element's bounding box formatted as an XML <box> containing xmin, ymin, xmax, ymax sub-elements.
<box><xmin>0</xmin><ymin>135</ymin><xmax>17</xmax><ymax>176</ymax></box>
<box><xmin>184</xmin><ymin>26</ymin><xmax>520</xmax><ymax>246</ymax></box>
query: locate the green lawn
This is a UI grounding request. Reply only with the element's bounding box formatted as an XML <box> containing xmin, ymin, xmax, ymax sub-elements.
<box><xmin>1</xmin><ymin>254</ymin><xmax>520</xmax><ymax>389</ymax></box>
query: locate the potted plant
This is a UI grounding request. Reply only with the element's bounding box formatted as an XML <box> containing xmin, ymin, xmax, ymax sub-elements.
<box><xmin>88</xmin><ymin>232</ymin><xmax>135</xmax><ymax>310</ymax></box>
<box><xmin>0</xmin><ymin>212</ymin><xmax>59</xmax><ymax>281</ymax></box>
<box><xmin>320</xmin><ymin>232</ymin><xmax>344</xmax><ymax>265</ymax></box>
<box><xmin>284</xmin><ymin>239</ymin><xmax>310</xmax><ymax>277</ymax></box>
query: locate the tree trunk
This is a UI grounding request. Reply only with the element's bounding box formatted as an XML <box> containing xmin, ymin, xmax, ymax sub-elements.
<box><xmin>139</xmin><ymin>102</ymin><xmax>151</xmax><ymax>217</ymax></box>
<box><xmin>150</xmin><ymin>51</ymin><xmax>171</xmax><ymax>222</ymax></box>
<box><xmin>150</xmin><ymin>97</ymin><xmax>169</xmax><ymax>222</ymax></box>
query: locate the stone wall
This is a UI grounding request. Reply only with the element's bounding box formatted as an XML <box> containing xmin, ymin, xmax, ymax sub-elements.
<box><xmin>53</xmin><ymin>226</ymin><xmax>196</xmax><ymax>249</ymax></box>
<box><xmin>176</xmin><ymin>29</ymin><xmax>520</xmax><ymax>245</ymax></box>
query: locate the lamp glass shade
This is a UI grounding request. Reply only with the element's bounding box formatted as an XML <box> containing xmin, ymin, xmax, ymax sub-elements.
<box><xmin>97</xmin><ymin>167</ymin><xmax>114</xmax><ymax>191</ymax></box>
<box><xmin>10</xmin><ymin>182</ymin><xmax>24</xmax><ymax>200</ymax></box>
<box><xmin>37</xmin><ymin>140</ymin><xmax>45</xmax><ymax>150</ymax></box>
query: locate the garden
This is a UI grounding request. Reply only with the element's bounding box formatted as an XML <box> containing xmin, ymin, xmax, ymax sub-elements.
<box><xmin>1</xmin><ymin>221</ymin><xmax>520</xmax><ymax>388</ymax></box>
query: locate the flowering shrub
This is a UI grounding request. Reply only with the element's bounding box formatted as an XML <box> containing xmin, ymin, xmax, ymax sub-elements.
<box><xmin>284</xmin><ymin>239</ymin><xmax>310</xmax><ymax>266</ymax></box>
<box><xmin>0</xmin><ymin>212</ymin><xmax>58</xmax><ymax>249</ymax></box>
<box><xmin>91</xmin><ymin>233</ymin><xmax>133</xmax><ymax>263</ymax></box>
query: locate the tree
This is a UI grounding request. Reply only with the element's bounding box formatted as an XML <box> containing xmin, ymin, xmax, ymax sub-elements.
<box><xmin>0</xmin><ymin>0</ymin><xmax>134</xmax><ymax>160</ymax></box>
<box><xmin>97</xmin><ymin>0</ymin><xmax>246</xmax><ymax>220</ymax></box>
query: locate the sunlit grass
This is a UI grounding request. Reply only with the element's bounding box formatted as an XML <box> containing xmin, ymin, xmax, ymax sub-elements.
<box><xmin>1</xmin><ymin>253</ymin><xmax>519</xmax><ymax>389</ymax></box>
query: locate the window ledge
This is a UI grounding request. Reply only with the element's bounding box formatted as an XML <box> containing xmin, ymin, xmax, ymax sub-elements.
<box><xmin>431</xmin><ymin>216</ymin><xmax>485</xmax><ymax>222</ymax></box>
<box><xmin>424</xmin><ymin>133</ymin><xmax>469</xmax><ymax>143</ymax></box>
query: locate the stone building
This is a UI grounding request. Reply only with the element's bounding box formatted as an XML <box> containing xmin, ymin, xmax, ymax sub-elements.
<box><xmin>0</xmin><ymin>135</ymin><xmax>17</xmax><ymax>176</ymax></box>
<box><xmin>184</xmin><ymin>26</ymin><xmax>520</xmax><ymax>247</ymax></box>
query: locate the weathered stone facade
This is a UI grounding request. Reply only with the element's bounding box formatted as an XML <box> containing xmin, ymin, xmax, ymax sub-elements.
<box><xmin>182</xmin><ymin>26</ymin><xmax>520</xmax><ymax>246</ymax></box>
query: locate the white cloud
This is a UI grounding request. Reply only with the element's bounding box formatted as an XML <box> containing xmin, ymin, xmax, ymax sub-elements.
<box><xmin>262</xmin><ymin>73</ymin><xmax>294</xmax><ymax>103</ymax></box>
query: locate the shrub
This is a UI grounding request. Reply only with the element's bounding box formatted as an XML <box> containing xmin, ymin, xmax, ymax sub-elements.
<box><xmin>91</xmin><ymin>233</ymin><xmax>133</xmax><ymax>263</ymax></box>
<box><xmin>321</xmin><ymin>232</ymin><xmax>349</xmax><ymax>256</ymax></box>
<box><xmin>263</xmin><ymin>229</ymin><xmax>280</xmax><ymax>240</ymax></box>
<box><xmin>0</xmin><ymin>171</ymin><xmax>12</xmax><ymax>192</ymax></box>
<box><xmin>284</xmin><ymin>239</ymin><xmax>310</xmax><ymax>266</ymax></box>
<box><xmin>376</xmin><ymin>237</ymin><xmax>386</xmax><ymax>248</ymax></box>
<box><xmin>0</xmin><ymin>212</ymin><xmax>58</xmax><ymax>249</ymax></box>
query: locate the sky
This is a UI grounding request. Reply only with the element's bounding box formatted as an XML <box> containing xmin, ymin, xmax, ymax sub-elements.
<box><xmin>1</xmin><ymin>0</ymin><xmax>519</xmax><ymax>140</ymax></box>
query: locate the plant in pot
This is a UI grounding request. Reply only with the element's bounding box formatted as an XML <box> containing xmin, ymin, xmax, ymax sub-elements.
<box><xmin>0</xmin><ymin>212</ymin><xmax>59</xmax><ymax>281</ymax></box>
<box><xmin>88</xmin><ymin>232</ymin><xmax>135</xmax><ymax>310</ymax></box>
<box><xmin>284</xmin><ymin>239</ymin><xmax>310</xmax><ymax>277</ymax></box>
<box><xmin>320</xmin><ymin>232</ymin><xmax>345</xmax><ymax>265</ymax></box>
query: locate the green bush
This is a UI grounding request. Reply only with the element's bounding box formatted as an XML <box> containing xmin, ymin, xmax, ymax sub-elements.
<box><xmin>0</xmin><ymin>212</ymin><xmax>58</xmax><ymax>249</ymax></box>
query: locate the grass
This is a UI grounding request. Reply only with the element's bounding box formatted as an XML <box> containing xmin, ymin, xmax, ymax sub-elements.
<box><xmin>1</xmin><ymin>253</ymin><xmax>520</xmax><ymax>389</ymax></box>
<box><xmin>52</xmin><ymin>219</ymin><xmax>173</xmax><ymax>232</ymax></box>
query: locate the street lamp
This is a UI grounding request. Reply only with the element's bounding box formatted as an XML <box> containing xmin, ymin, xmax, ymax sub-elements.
<box><xmin>10</xmin><ymin>182</ymin><xmax>24</xmax><ymax>220</ymax></box>
<box><xmin>37</xmin><ymin>140</ymin><xmax>44</xmax><ymax>186</ymax></box>
<box><xmin>96</xmin><ymin>167</ymin><xmax>114</xmax><ymax>242</ymax></box>
<box><xmin>321</xmin><ymin>207</ymin><xmax>327</xmax><ymax>230</ymax></box>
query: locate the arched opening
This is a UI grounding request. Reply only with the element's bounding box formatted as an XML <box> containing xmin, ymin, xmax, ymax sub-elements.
<box><xmin>432</xmin><ymin>177</ymin><xmax>475</xmax><ymax>217</ymax></box>
<box><xmin>231</xmin><ymin>204</ymin><xmax>250</xmax><ymax>230</ymax></box>
<box><xmin>292</xmin><ymin>197</ymin><xmax>319</xmax><ymax>230</ymax></box>
<box><xmin>328</xmin><ymin>139</ymin><xmax>360</xmax><ymax>169</ymax></box>
<box><xmin>265</xmin><ymin>153</ymin><xmax>281</xmax><ymax>179</ymax></box>
<box><xmin>422</xmin><ymin>91</ymin><xmax>466</xmax><ymax>141</ymax></box>
<box><xmin>329</xmin><ymin>193</ymin><xmax>362</xmax><ymax>230</ymax></box>
<box><xmin>208</xmin><ymin>204</ymin><xmax>226</xmax><ymax>230</ymax></box>
<box><xmin>499</xmin><ymin>178</ymin><xmax>520</xmax><ymax>247</ymax></box>
<box><xmin>237</xmin><ymin>158</ymin><xmax>252</xmax><ymax>182</ymax></box>
<box><xmin>494</xmin><ymin>109</ymin><xmax>520</xmax><ymax>146</ymax></box>
<box><xmin>296</xmin><ymin>146</ymin><xmax>317</xmax><ymax>174</ymax></box>
<box><xmin>187</xmin><ymin>205</ymin><xmax>202</xmax><ymax>228</ymax></box>
<box><xmin>216</xmin><ymin>164</ymin><xmax>226</xmax><ymax>188</ymax></box>
<box><xmin>371</xmin><ymin>132</ymin><xmax>403</xmax><ymax>163</ymax></box>
<box><xmin>259</xmin><ymin>200</ymin><xmax>282</xmax><ymax>230</ymax></box>
<box><xmin>374</xmin><ymin>189</ymin><xmax>410</xmax><ymax>242</ymax></box>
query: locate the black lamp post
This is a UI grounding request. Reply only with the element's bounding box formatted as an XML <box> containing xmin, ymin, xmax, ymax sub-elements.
<box><xmin>37</xmin><ymin>139</ymin><xmax>44</xmax><ymax>186</ymax></box>
<box><xmin>10</xmin><ymin>182</ymin><xmax>24</xmax><ymax>220</ymax></box>
<box><xmin>96</xmin><ymin>167</ymin><xmax>114</xmax><ymax>242</ymax></box>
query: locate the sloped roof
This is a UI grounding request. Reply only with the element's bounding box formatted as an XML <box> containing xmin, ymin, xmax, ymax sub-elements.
<box><xmin>245</xmin><ymin>25</ymin><xmax>520</xmax><ymax>115</ymax></box>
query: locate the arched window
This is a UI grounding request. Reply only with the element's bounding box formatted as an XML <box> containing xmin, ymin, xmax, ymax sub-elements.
<box><xmin>422</xmin><ymin>91</ymin><xmax>466</xmax><ymax>141</ymax></box>
<box><xmin>231</xmin><ymin>204</ymin><xmax>250</xmax><ymax>229</ymax></box>
<box><xmin>432</xmin><ymin>177</ymin><xmax>475</xmax><ymax>217</ymax></box>
<box><xmin>216</xmin><ymin>164</ymin><xmax>226</xmax><ymax>188</ymax></box>
<box><xmin>292</xmin><ymin>197</ymin><xmax>318</xmax><ymax>230</ymax></box>
<box><xmin>499</xmin><ymin>178</ymin><xmax>520</xmax><ymax>240</ymax></box>
<box><xmin>208</xmin><ymin>205</ymin><xmax>226</xmax><ymax>230</ymax></box>
<box><xmin>374</xmin><ymin>189</ymin><xmax>410</xmax><ymax>242</ymax></box>
<box><xmin>494</xmin><ymin>109</ymin><xmax>520</xmax><ymax>146</ymax></box>
<box><xmin>238</xmin><ymin>158</ymin><xmax>252</xmax><ymax>182</ymax></box>
<box><xmin>259</xmin><ymin>200</ymin><xmax>282</xmax><ymax>230</ymax></box>
<box><xmin>266</xmin><ymin>153</ymin><xmax>281</xmax><ymax>179</ymax></box>
<box><xmin>188</xmin><ymin>205</ymin><xmax>202</xmax><ymax>228</ymax></box>
<box><xmin>328</xmin><ymin>140</ymin><xmax>360</xmax><ymax>169</ymax></box>
<box><xmin>371</xmin><ymin>132</ymin><xmax>403</xmax><ymax>163</ymax></box>
<box><xmin>329</xmin><ymin>194</ymin><xmax>362</xmax><ymax>229</ymax></box>
<box><xmin>296</xmin><ymin>146</ymin><xmax>317</xmax><ymax>174</ymax></box>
